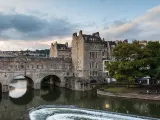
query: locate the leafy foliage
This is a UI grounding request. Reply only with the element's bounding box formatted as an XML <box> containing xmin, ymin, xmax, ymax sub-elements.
<box><xmin>106</xmin><ymin>41</ymin><xmax>153</xmax><ymax>87</ymax></box>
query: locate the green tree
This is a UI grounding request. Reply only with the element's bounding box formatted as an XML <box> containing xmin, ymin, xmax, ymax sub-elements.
<box><xmin>146</xmin><ymin>41</ymin><xmax>160</xmax><ymax>84</ymax></box>
<box><xmin>107</xmin><ymin>42</ymin><xmax>149</xmax><ymax>87</ymax></box>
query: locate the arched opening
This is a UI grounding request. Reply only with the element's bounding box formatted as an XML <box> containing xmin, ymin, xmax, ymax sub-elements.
<box><xmin>90</xmin><ymin>80</ymin><xmax>97</xmax><ymax>84</ymax></box>
<box><xmin>41</xmin><ymin>75</ymin><xmax>61</xmax><ymax>88</ymax></box>
<box><xmin>24</xmin><ymin>76</ymin><xmax>34</xmax><ymax>88</ymax></box>
<box><xmin>9</xmin><ymin>75</ymin><xmax>34</xmax><ymax>98</ymax></box>
<box><xmin>10</xmin><ymin>75</ymin><xmax>34</xmax><ymax>88</ymax></box>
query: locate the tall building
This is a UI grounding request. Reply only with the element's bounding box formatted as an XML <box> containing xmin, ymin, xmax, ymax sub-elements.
<box><xmin>50</xmin><ymin>30</ymin><xmax>118</xmax><ymax>89</ymax></box>
<box><xmin>72</xmin><ymin>30</ymin><xmax>105</xmax><ymax>82</ymax></box>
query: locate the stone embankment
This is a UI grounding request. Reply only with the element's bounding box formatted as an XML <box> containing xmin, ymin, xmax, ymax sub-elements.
<box><xmin>97</xmin><ymin>89</ymin><xmax>160</xmax><ymax>101</ymax></box>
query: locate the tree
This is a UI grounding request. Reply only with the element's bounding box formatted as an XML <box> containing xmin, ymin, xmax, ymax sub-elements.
<box><xmin>145</xmin><ymin>41</ymin><xmax>160</xmax><ymax>84</ymax></box>
<box><xmin>107</xmin><ymin>42</ymin><xmax>149</xmax><ymax>87</ymax></box>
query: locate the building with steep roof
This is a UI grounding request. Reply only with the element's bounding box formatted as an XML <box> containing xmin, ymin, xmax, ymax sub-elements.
<box><xmin>50</xmin><ymin>30</ymin><xmax>118</xmax><ymax>90</ymax></box>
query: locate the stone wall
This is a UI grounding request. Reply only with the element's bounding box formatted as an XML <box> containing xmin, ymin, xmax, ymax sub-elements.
<box><xmin>0</xmin><ymin>56</ymin><xmax>74</xmax><ymax>92</ymax></box>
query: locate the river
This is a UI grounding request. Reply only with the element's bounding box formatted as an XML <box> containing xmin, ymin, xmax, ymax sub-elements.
<box><xmin>0</xmin><ymin>80</ymin><xmax>160</xmax><ymax>120</ymax></box>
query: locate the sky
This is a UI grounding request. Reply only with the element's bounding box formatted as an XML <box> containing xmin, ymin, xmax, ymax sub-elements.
<box><xmin>0</xmin><ymin>0</ymin><xmax>160</xmax><ymax>51</ymax></box>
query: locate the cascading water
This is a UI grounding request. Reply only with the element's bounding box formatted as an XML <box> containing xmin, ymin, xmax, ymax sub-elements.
<box><xmin>29</xmin><ymin>105</ymin><xmax>159</xmax><ymax>120</ymax></box>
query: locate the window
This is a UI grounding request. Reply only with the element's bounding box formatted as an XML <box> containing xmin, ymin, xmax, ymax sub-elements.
<box><xmin>102</xmin><ymin>52</ymin><xmax>104</xmax><ymax>56</ymax></box>
<box><xmin>96</xmin><ymin>63</ymin><xmax>98</xmax><ymax>69</ymax></box>
<box><xmin>89</xmin><ymin>63</ymin><xmax>91</xmax><ymax>68</ymax></box>
<box><xmin>90</xmin><ymin>52</ymin><xmax>97</xmax><ymax>59</ymax></box>
<box><xmin>90</xmin><ymin>52</ymin><xmax>92</xmax><ymax>58</ymax></box>
<box><xmin>21</xmin><ymin>65</ymin><xmax>24</xmax><ymax>69</ymax></box>
<box><xmin>89</xmin><ymin>71</ymin><xmax>98</xmax><ymax>76</ymax></box>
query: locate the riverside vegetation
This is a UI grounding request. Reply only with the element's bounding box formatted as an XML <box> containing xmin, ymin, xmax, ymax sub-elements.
<box><xmin>106</xmin><ymin>41</ymin><xmax>160</xmax><ymax>88</ymax></box>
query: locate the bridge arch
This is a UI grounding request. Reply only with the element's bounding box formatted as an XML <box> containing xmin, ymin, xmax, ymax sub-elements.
<box><xmin>9</xmin><ymin>75</ymin><xmax>34</xmax><ymax>88</ymax></box>
<box><xmin>40</xmin><ymin>75</ymin><xmax>61</xmax><ymax>88</ymax></box>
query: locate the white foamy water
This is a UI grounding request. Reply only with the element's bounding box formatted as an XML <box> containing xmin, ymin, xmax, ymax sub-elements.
<box><xmin>29</xmin><ymin>106</ymin><xmax>156</xmax><ymax>120</ymax></box>
<box><xmin>9</xmin><ymin>80</ymin><xmax>27</xmax><ymax>98</ymax></box>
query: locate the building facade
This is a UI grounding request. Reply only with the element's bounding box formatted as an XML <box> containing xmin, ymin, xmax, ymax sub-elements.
<box><xmin>50</xmin><ymin>42</ymin><xmax>71</xmax><ymax>58</ymax></box>
<box><xmin>50</xmin><ymin>30</ymin><xmax>117</xmax><ymax>86</ymax></box>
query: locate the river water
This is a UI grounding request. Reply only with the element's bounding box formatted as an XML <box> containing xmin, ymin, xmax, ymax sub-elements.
<box><xmin>0</xmin><ymin>80</ymin><xmax>160</xmax><ymax>120</ymax></box>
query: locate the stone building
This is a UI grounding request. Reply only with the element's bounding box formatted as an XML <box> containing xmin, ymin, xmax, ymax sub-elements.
<box><xmin>49</xmin><ymin>30</ymin><xmax>118</xmax><ymax>89</ymax></box>
<box><xmin>71</xmin><ymin>30</ymin><xmax>118</xmax><ymax>84</ymax></box>
<box><xmin>50</xmin><ymin>42</ymin><xmax>71</xmax><ymax>58</ymax></box>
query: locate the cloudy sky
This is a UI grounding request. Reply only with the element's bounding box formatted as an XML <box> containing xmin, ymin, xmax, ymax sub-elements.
<box><xmin>0</xmin><ymin>0</ymin><xmax>160</xmax><ymax>51</ymax></box>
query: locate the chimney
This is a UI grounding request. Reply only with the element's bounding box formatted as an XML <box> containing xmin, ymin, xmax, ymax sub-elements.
<box><xmin>79</xmin><ymin>30</ymin><xmax>82</xmax><ymax>35</ymax></box>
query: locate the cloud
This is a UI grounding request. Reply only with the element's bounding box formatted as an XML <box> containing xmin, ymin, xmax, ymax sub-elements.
<box><xmin>0</xmin><ymin>36</ymin><xmax>72</xmax><ymax>51</ymax></box>
<box><xmin>101</xmin><ymin>5</ymin><xmax>160</xmax><ymax>41</ymax></box>
<box><xmin>0</xmin><ymin>12</ymin><xmax>78</xmax><ymax>40</ymax></box>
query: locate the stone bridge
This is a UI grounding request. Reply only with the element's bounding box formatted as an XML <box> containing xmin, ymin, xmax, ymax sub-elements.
<box><xmin>0</xmin><ymin>56</ymin><xmax>75</xmax><ymax>92</ymax></box>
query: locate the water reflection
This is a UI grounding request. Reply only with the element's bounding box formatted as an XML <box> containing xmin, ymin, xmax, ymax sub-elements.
<box><xmin>9</xmin><ymin>80</ymin><xmax>27</xmax><ymax>98</ymax></box>
<box><xmin>41</xmin><ymin>86</ymin><xmax>61</xmax><ymax>101</ymax></box>
<box><xmin>9</xmin><ymin>86</ymin><xmax>33</xmax><ymax>105</ymax></box>
<box><xmin>0</xmin><ymin>80</ymin><xmax>160</xmax><ymax>120</ymax></box>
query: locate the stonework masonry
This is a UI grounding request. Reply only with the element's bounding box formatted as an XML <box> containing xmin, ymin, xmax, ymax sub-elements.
<box><xmin>50</xmin><ymin>42</ymin><xmax>71</xmax><ymax>58</ymax></box>
<box><xmin>0</xmin><ymin>30</ymin><xmax>118</xmax><ymax>92</ymax></box>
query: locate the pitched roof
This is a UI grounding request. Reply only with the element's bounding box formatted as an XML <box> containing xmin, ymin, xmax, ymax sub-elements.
<box><xmin>82</xmin><ymin>34</ymin><xmax>102</xmax><ymax>43</ymax></box>
<box><xmin>57</xmin><ymin>44</ymin><xmax>68</xmax><ymax>49</ymax></box>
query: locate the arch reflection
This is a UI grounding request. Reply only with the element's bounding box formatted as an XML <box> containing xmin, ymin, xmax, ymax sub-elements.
<box><xmin>41</xmin><ymin>75</ymin><xmax>61</xmax><ymax>88</ymax></box>
<box><xmin>10</xmin><ymin>87</ymin><xmax>33</xmax><ymax>105</ymax></box>
<box><xmin>41</xmin><ymin>86</ymin><xmax>61</xmax><ymax>102</ymax></box>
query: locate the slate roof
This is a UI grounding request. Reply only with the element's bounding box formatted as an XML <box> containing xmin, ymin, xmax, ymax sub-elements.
<box><xmin>82</xmin><ymin>34</ymin><xmax>102</xmax><ymax>43</ymax></box>
<box><xmin>57</xmin><ymin>44</ymin><xmax>68</xmax><ymax>49</ymax></box>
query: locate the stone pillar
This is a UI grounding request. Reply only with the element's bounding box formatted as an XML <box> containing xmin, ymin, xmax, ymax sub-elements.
<box><xmin>34</xmin><ymin>83</ymin><xmax>41</xmax><ymax>90</ymax></box>
<box><xmin>34</xmin><ymin>90</ymin><xmax>41</xmax><ymax>96</ymax></box>
<box><xmin>2</xmin><ymin>85</ymin><xmax>9</xmax><ymax>93</ymax></box>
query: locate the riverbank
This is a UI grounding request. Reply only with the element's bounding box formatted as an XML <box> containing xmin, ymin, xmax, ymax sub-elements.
<box><xmin>97</xmin><ymin>89</ymin><xmax>160</xmax><ymax>101</ymax></box>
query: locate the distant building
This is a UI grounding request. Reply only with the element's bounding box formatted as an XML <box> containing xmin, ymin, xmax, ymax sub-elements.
<box><xmin>139</xmin><ymin>40</ymin><xmax>147</xmax><ymax>46</ymax></box>
<box><xmin>0</xmin><ymin>51</ymin><xmax>47</xmax><ymax>57</ymax></box>
<box><xmin>50</xmin><ymin>42</ymin><xmax>71</xmax><ymax>58</ymax></box>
